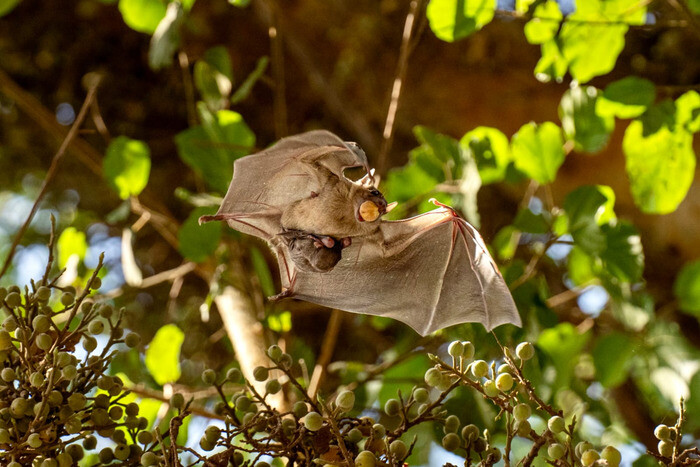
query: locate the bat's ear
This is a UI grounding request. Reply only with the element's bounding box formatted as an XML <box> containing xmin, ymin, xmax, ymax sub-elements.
<box><xmin>359</xmin><ymin>168</ymin><xmax>378</xmax><ymax>187</ymax></box>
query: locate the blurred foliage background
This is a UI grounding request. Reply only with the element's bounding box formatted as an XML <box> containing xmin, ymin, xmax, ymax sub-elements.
<box><xmin>0</xmin><ymin>0</ymin><xmax>699</xmax><ymax>464</ymax></box>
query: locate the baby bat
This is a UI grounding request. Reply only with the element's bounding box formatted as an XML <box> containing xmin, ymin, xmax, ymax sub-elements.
<box><xmin>200</xmin><ymin>130</ymin><xmax>521</xmax><ymax>335</ymax></box>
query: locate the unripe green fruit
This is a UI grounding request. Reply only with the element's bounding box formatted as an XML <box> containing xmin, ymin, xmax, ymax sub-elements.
<box><xmin>241</xmin><ymin>412</ymin><xmax>254</xmax><ymax>425</ymax></box>
<box><xmin>141</xmin><ymin>452</ymin><xmax>158</xmax><ymax>466</ymax></box>
<box><xmin>336</xmin><ymin>390</ymin><xmax>355</xmax><ymax>412</ymax></box>
<box><xmin>389</xmin><ymin>439</ymin><xmax>408</xmax><ymax>459</ymax></box>
<box><xmin>66</xmin><ymin>444</ymin><xmax>84</xmax><ymax>460</ymax></box>
<box><xmin>2</xmin><ymin>316</ymin><xmax>17</xmax><ymax>332</ymax></box>
<box><xmin>304</xmin><ymin>411</ymin><xmax>323</xmax><ymax>431</ymax></box>
<box><xmin>372</xmin><ymin>423</ymin><xmax>386</xmax><ymax>438</ymax></box>
<box><xmin>28</xmin><ymin>432</ymin><xmax>42</xmax><ymax>448</ymax></box>
<box><xmin>442</xmin><ymin>432</ymin><xmax>460</xmax><ymax>451</ymax></box>
<box><xmin>292</xmin><ymin>401</ymin><xmax>308</xmax><ymax>418</ymax></box>
<box><xmin>548</xmin><ymin>443</ymin><xmax>565</xmax><ymax>459</ymax></box>
<box><xmin>124</xmin><ymin>332</ymin><xmax>141</xmax><ymax>348</ymax></box>
<box><xmin>461</xmin><ymin>341</ymin><xmax>475</xmax><ymax>360</ymax></box>
<box><xmin>413</xmin><ymin>387</ymin><xmax>429</xmax><ymax>403</ymax></box>
<box><xmin>170</xmin><ymin>393</ymin><xmax>185</xmax><ymax>409</ymax></box>
<box><xmin>98</xmin><ymin>304</ymin><xmax>113</xmax><ymax>319</ymax></box>
<box><xmin>125</xmin><ymin>415</ymin><xmax>140</xmax><ymax>429</ymax></box>
<box><xmin>60</xmin><ymin>293</ymin><xmax>75</xmax><ymax>307</ymax></box>
<box><xmin>384</xmin><ymin>398</ymin><xmax>400</xmax><ymax>417</ymax></box>
<box><xmin>495</xmin><ymin>372</ymin><xmax>514</xmax><ymax>391</ymax></box>
<box><xmin>226</xmin><ymin>368</ymin><xmax>242</xmax><ymax>382</ymax></box>
<box><xmin>658</xmin><ymin>440</ymin><xmax>673</xmax><ymax>457</ymax></box>
<box><xmin>281</xmin><ymin>417</ymin><xmax>296</xmax><ymax>435</ymax></box>
<box><xmin>355</xmin><ymin>450</ymin><xmax>376</xmax><ymax>467</ymax></box>
<box><xmin>41</xmin><ymin>458</ymin><xmax>58</xmax><ymax>467</ymax></box>
<box><xmin>254</xmin><ymin>462</ymin><xmax>270</xmax><ymax>467</ymax></box>
<box><xmin>94</xmin><ymin>393</ymin><xmax>110</xmax><ymax>409</ymax></box>
<box><xmin>126</xmin><ymin>402</ymin><xmax>139</xmax><ymax>416</ymax></box>
<box><xmin>461</xmin><ymin>424</ymin><xmax>479</xmax><ymax>442</ymax></box>
<box><xmin>483</xmin><ymin>380</ymin><xmax>498</xmax><ymax>397</ymax></box>
<box><xmin>62</xmin><ymin>364</ymin><xmax>77</xmax><ymax>380</ymax></box>
<box><xmin>7</xmin><ymin>462</ymin><xmax>20</xmax><ymax>467</ymax></box>
<box><xmin>109</xmin><ymin>406</ymin><xmax>124</xmax><ymax>420</ymax></box>
<box><xmin>5</xmin><ymin>292</ymin><xmax>21</xmax><ymax>308</ymax></box>
<box><xmin>204</xmin><ymin>425</ymin><xmax>221</xmax><ymax>443</ymax></box>
<box><xmin>1</xmin><ymin>367</ymin><xmax>15</xmax><ymax>382</ymax></box>
<box><xmin>137</xmin><ymin>430</ymin><xmax>154</xmax><ymax>445</ymax></box>
<box><xmin>32</xmin><ymin>315</ymin><xmax>51</xmax><ymax>333</ymax></box>
<box><xmin>82</xmin><ymin>336</ymin><xmax>97</xmax><ymax>352</ymax></box>
<box><xmin>202</xmin><ymin>369</ymin><xmax>217</xmax><ymax>385</ymax></box>
<box><xmin>65</xmin><ymin>416</ymin><xmax>82</xmax><ymax>434</ymax></box>
<box><xmin>11</xmin><ymin>398</ymin><xmax>29</xmax><ymax>417</ymax></box>
<box><xmin>253</xmin><ymin>366</ymin><xmax>269</xmax><ymax>382</ymax></box>
<box><xmin>601</xmin><ymin>446</ymin><xmax>621</xmax><ymax>466</ymax></box>
<box><xmin>654</xmin><ymin>424</ymin><xmax>671</xmax><ymax>440</ymax></box>
<box><xmin>36</xmin><ymin>286</ymin><xmax>51</xmax><ymax>301</ymax></box>
<box><xmin>56</xmin><ymin>452</ymin><xmax>73</xmax><ymax>467</ymax></box>
<box><xmin>82</xmin><ymin>435</ymin><xmax>97</xmax><ymax>450</ymax></box>
<box><xmin>67</xmin><ymin>393</ymin><xmax>86</xmax><ymax>411</ymax></box>
<box><xmin>56</xmin><ymin>351</ymin><xmax>72</xmax><ymax>368</ymax></box>
<box><xmin>0</xmin><ymin>330</ymin><xmax>11</xmax><ymax>350</ymax></box>
<box><xmin>575</xmin><ymin>442</ymin><xmax>593</xmax><ymax>457</ymax></box>
<box><xmin>444</xmin><ymin>414</ymin><xmax>460</xmax><ymax>433</ymax></box>
<box><xmin>36</xmin><ymin>333</ymin><xmax>53</xmax><ymax>350</ymax></box>
<box><xmin>346</xmin><ymin>427</ymin><xmax>363</xmax><ymax>443</ymax></box>
<box><xmin>516</xmin><ymin>342</ymin><xmax>535</xmax><ymax>361</ymax></box>
<box><xmin>488</xmin><ymin>448</ymin><xmax>502</xmax><ymax>462</ymax></box>
<box><xmin>548</xmin><ymin>415</ymin><xmax>566</xmax><ymax>434</ymax></box>
<box><xmin>266</xmin><ymin>379</ymin><xmax>281</xmax><ymax>394</ymax></box>
<box><xmin>138</xmin><ymin>417</ymin><xmax>149</xmax><ymax>429</ymax></box>
<box><xmin>472</xmin><ymin>360</ymin><xmax>489</xmax><ymax>378</ymax></box>
<box><xmin>448</xmin><ymin>341</ymin><xmax>464</xmax><ymax>358</ymax></box>
<box><xmin>422</xmin><ymin>368</ymin><xmax>439</xmax><ymax>387</ymax></box>
<box><xmin>97</xmin><ymin>376</ymin><xmax>113</xmax><ymax>391</ymax></box>
<box><xmin>112</xmin><ymin>430</ymin><xmax>127</xmax><ymax>445</ymax></box>
<box><xmin>235</xmin><ymin>396</ymin><xmax>251</xmax><ymax>411</ymax></box>
<box><xmin>0</xmin><ymin>428</ymin><xmax>10</xmax><ymax>443</ymax></box>
<box><xmin>47</xmin><ymin>390</ymin><xmax>63</xmax><ymax>406</ymax></box>
<box><xmin>90</xmin><ymin>277</ymin><xmax>102</xmax><ymax>290</ymax></box>
<box><xmin>114</xmin><ymin>444</ymin><xmax>129</xmax><ymax>460</ymax></box>
<box><xmin>581</xmin><ymin>449</ymin><xmax>600</xmax><ymax>466</ymax></box>
<box><xmin>88</xmin><ymin>320</ymin><xmax>104</xmax><ymax>335</ymax></box>
<box><xmin>99</xmin><ymin>447</ymin><xmax>114</xmax><ymax>463</ymax></box>
<box><xmin>497</xmin><ymin>363</ymin><xmax>512</xmax><ymax>375</ymax></box>
<box><xmin>513</xmin><ymin>403</ymin><xmax>531</xmax><ymax>422</ymax></box>
<box><xmin>267</xmin><ymin>344</ymin><xmax>283</xmax><ymax>362</ymax></box>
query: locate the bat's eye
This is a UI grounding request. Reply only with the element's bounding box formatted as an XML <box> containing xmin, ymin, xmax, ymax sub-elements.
<box><xmin>369</xmin><ymin>189</ymin><xmax>381</xmax><ymax>196</ymax></box>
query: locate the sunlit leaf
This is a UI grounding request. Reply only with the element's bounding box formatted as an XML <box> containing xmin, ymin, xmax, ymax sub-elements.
<box><xmin>538</xmin><ymin>322</ymin><xmax>590</xmax><ymax>389</ymax></box>
<box><xmin>596</xmin><ymin>77</ymin><xmax>656</xmax><ymax>119</ymax></box>
<box><xmin>493</xmin><ymin>225</ymin><xmax>518</xmax><ymax>261</ymax></box>
<box><xmin>0</xmin><ymin>0</ymin><xmax>21</xmax><ymax>17</ymax></box>
<box><xmin>601</xmin><ymin>222</ymin><xmax>644</xmax><ymax>283</ymax></box>
<box><xmin>513</xmin><ymin>209</ymin><xmax>549</xmax><ymax>234</ymax></box>
<box><xmin>178</xmin><ymin>206</ymin><xmax>222</xmax><ymax>263</ymax></box>
<box><xmin>675</xmin><ymin>260</ymin><xmax>700</xmax><ymax>315</ymax></box>
<box><xmin>622</xmin><ymin>120</ymin><xmax>695</xmax><ymax>214</ymax></box>
<box><xmin>563</xmin><ymin>185</ymin><xmax>612</xmax><ymax>254</ymax></box>
<box><xmin>57</xmin><ymin>227</ymin><xmax>87</xmax><ymax>270</ymax></box>
<box><xmin>426</xmin><ymin>0</ymin><xmax>496</xmax><ymax>42</ymax></box>
<box><xmin>145</xmin><ymin>324</ymin><xmax>184</xmax><ymax>385</ymax></box>
<box><xmin>534</xmin><ymin>39</ymin><xmax>567</xmax><ymax>83</ymax></box>
<box><xmin>639</xmin><ymin>100</ymin><xmax>676</xmax><ymax>136</ymax></box>
<box><xmin>118</xmin><ymin>0</ymin><xmax>167</xmax><ymax>34</ymax></box>
<box><xmin>267</xmin><ymin>311</ymin><xmax>292</xmax><ymax>333</ymax></box>
<box><xmin>559</xmin><ymin>84</ymin><xmax>614</xmax><ymax>153</ymax></box>
<box><xmin>567</xmin><ymin>246</ymin><xmax>598</xmax><ymax>286</ymax></box>
<box><xmin>103</xmin><ymin>136</ymin><xmax>151</xmax><ymax>200</ymax></box>
<box><xmin>195</xmin><ymin>46</ymin><xmax>234</xmax><ymax>111</ymax></box>
<box><xmin>175</xmin><ymin>108</ymin><xmax>255</xmax><ymax>192</ymax></box>
<box><xmin>148</xmin><ymin>2</ymin><xmax>184</xmax><ymax>70</ymax></box>
<box><xmin>250</xmin><ymin>247</ymin><xmax>274</xmax><ymax>297</ymax></box>
<box><xmin>460</xmin><ymin>126</ymin><xmax>511</xmax><ymax>184</ymax></box>
<box><xmin>675</xmin><ymin>90</ymin><xmax>700</xmax><ymax>133</ymax></box>
<box><xmin>592</xmin><ymin>332</ymin><xmax>637</xmax><ymax>387</ymax></box>
<box><xmin>523</xmin><ymin>0</ymin><xmax>562</xmax><ymax>44</ymax></box>
<box><xmin>229</xmin><ymin>0</ymin><xmax>250</xmax><ymax>6</ymax></box>
<box><xmin>511</xmin><ymin>121</ymin><xmax>565</xmax><ymax>184</ymax></box>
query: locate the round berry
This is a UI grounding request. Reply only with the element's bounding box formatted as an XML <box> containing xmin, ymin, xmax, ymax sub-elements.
<box><xmin>495</xmin><ymin>373</ymin><xmax>514</xmax><ymax>391</ymax></box>
<box><xmin>124</xmin><ymin>332</ymin><xmax>141</xmax><ymax>348</ymax></box>
<box><xmin>355</xmin><ymin>450</ymin><xmax>376</xmax><ymax>467</ymax></box>
<box><xmin>36</xmin><ymin>333</ymin><xmax>53</xmax><ymax>350</ymax></box>
<box><xmin>303</xmin><ymin>412</ymin><xmax>323</xmax><ymax>431</ymax></box>
<box><xmin>36</xmin><ymin>286</ymin><xmax>51</xmax><ymax>301</ymax></box>
<box><xmin>137</xmin><ymin>430</ymin><xmax>154</xmax><ymax>445</ymax></box>
<box><xmin>513</xmin><ymin>403</ymin><xmax>531</xmax><ymax>422</ymax></box>
<box><xmin>442</xmin><ymin>432</ymin><xmax>460</xmax><ymax>451</ymax></box>
<box><xmin>267</xmin><ymin>345</ymin><xmax>283</xmax><ymax>362</ymax></box>
<box><xmin>253</xmin><ymin>366</ymin><xmax>269</xmax><ymax>382</ymax></box>
<box><xmin>601</xmin><ymin>446</ymin><xmax>621</xmax><ymax>467</ymax></box>
<box><xmin>654</xmin><ymin>424</ymin><xmax>671</xmax><ymax>440</ymax></box>
<box><xmin>292</xmin><ymin>401</ymin><xmax>308</xmax><ymax>418</ymax></box>
<box><xmin>5</xmin><ymin>292</ymin><xmax>21</xmax><ymax>308</ymax></box>
<box><xmin>265</xmin><ymin>379</ymin><xmax>281</xmax><ymax>394</ymax></box>
<box><xmin>389</xmin><ymin>439</ymin><xmax>408</xmax><ymax>460</ymax></box>
<box><xmin>471</xmin><ymin>360</ymin><xmax>489</xmax><ymax>378</ymax></box>
<box><xmin>413</xmin><ymin>387</ymin><xmax>429</xmax><ymax>403</ymax></box>
<box><xmin>88</xmin><ymin>320</ymin><xmax>104</xmax><ymax>335</ymax></box>
<box><xmin>483</xmin><ymin>380</ymin><xmax>498</xmax><ymax>397</ymax></box>
<box><xmin>28</xmin><ymin>432</ymin><xmax>42</xmax><ymax>448</ymax></box>
<box><xmin>140</xmin><ymin>452</ymin><xmax>158</xmax><ymax>466</ymax></box>
<box><xmin>202</xmin><ymin>369</ymin><xmax>217</xmax><ymax>385</ymax></box>
<box><xmin>444</xmin><ymin>414</ymin><xmax>460</xmax><ymax>433</ymax></box>
<box><xmin>60</xmin><ymin>293</ymin><xmax>75</xmax><ymax>307</ymax></box>
<box><xmin>336</xmin><ymin>390</ymin><xmax>355</xmax><ymax>412</ymax></box>
<box><xmin>548</xmin><ymin>443</ymin><xmax>565</xmax><ymax>459</ymax></box>
<box><xmin>548</xmin><ymin>415</ymin><xmax>566</xmax><ymax>434</ymax></box>
<box><xmin>424</xmin><ymin>367</ymin><xmax>442</xmax><ymax>387</ymax></box>
<box><xmin>448</xmin><ymin>341</ymin><xmax>464</xmax><ymax>358</ymax></box>
<box><xmin>658</xmin><ymin>440</ymin><xmax>673</xmax><ymax>457</ymax></box>
<box><xmin>516</xmin><ymin>342</ymin><xmax>535</xmax><ymax>361</ymax></box>
<box><xmin>384</xmin><ymin>398</ymin><xmax>400</xmax><ymax>417</ymax></box>
<box><xmin>581</xmin><ymin>449</ymin><xmax>600</xmax><ymax>466</ymax></box>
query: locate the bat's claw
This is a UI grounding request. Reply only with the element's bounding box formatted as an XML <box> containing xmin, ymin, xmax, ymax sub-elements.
<box><xmin>268</xmin><ymin>288</ymin><xmax>294</xmax><ymax>302</ymax></box>
<box><xmin>429</xmin><ymin>198</ymin><xmax>457</xmax><ymax>215</ymax></box>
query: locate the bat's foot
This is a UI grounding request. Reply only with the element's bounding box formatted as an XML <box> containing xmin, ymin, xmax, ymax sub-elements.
<box><xmin>268</xmin><ymin>288</ymin><xmax>294</xmax><ymax>302</ymax></box>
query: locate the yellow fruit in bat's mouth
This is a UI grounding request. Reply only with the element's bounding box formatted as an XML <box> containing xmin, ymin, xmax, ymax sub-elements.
<box><xmin>359</xmin><ymin>201</ymin><xmax>380</xmax><ymax>222</ymax></box>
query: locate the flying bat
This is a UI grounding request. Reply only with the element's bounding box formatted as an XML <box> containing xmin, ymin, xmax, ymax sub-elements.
<box><xmin>200</xmin><ymin>130</ymin><xmax>521</xmax><ymax>335</ymax></box>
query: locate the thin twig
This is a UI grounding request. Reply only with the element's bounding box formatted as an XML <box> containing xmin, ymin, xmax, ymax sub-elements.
<box><xmin>0</xmin><ymin>77</ymin><xmax>101</xmax><ymax>280</ymax></box>
<box><xmin>104</xmin><ymin>262</ymin><xmax>196</xmax><ymax>298</ymax></box>
<box><xmin>179</xmin><ymin>51</ymin><xmax>198</xmax><ymax>127</ymax></box>
<box><xmin>378</xmin><ymin>0</ymin><xmax>424</xmax><ymax>174</ymax></box>
<box><xmin>307</xmin><ymin>309</ymin><xmax>343</xmax><ymax>399</ymax></box>
<box><xmin>266</xmin><ymin>3</ymin><xmax>288</xmax><ymax>138</ymax></box>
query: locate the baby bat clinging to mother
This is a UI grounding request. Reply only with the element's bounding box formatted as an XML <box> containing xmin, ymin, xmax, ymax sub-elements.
<box><xmin>200</xmin><ymin>130</ymin><xmax>521</xmax><ymax>335</ymax></box>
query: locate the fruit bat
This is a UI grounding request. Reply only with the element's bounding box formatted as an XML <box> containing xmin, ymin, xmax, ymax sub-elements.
<box><xmin>200</xmin><ymin>130</ymin><xmax>521</xmax><ymax>335</ymax></box>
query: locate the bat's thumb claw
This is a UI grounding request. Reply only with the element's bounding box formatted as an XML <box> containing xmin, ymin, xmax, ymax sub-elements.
<box><xmin>198</xmin><ymin>215</ymin><xmax>213</xmax><ymax>225</ymax></box>
<box><xmin>386</xmin><ymin>201</ymin><xmax>398</xmax><ymax>213</ymax></box>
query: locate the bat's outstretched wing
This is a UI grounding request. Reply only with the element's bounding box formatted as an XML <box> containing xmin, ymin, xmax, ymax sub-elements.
<box><xmin>289</xmin><ymin>205</ymin><xmax>521</xmax><ymax>335</ymax></box>
<box><xmin>200</xmin><ymin>130</ymin><xmax>371</xmax><ymax>239</ymax></box>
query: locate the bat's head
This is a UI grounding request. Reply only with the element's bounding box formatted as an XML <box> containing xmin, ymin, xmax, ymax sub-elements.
<box><xmin>354</xmin><ymin>186</ymin><xmax>396</xmax><ymax>223</ymax></box>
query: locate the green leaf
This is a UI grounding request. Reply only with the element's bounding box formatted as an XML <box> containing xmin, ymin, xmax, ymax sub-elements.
<box><xmin>250</xmin><ymin>247</ymin><xmax>275</xmax><ymax>297</ymax></box>
<box><xmin>267</xmin><ymin>311</ymin><xmax>292</xmax><ymax>333</ymax></box>
<box><xmin>600</xmin><ymin>222</ymin><xmax>644</xmax><ymax>283</ymax></box>
<box><xmin>148</xmin><ymin>2</ymin><xmax>184</xmax><ymax>70</ymax></box>
<box><xmin>688</xmin><ymin>0</ymin><xmax>700</xmax><ymax>14</ymax></box>
<box><xmin>538</xmin><ymin>322</ymin><xmax>590</xmax><ymax>389</ymax></box>
<box><xmin>195</xmin><ymin>47</ymin><xmax>234</xmax><ymax>111</ymax></box>
<box><xmin>675</xmin><ymin>90</ymin><xmax>700</xmax><ymax>133</ymax></box>
<box><xmin>623</xmin><ymin>120</ymin><xmax>695</xmax><ymax>214</ymax></box>
<box><xmin>378</xmin><ymin>354</ymin><xmax>430</xmax><ymax>407</ymax></box>
<box><xmin>511</xmin><ymin>121</ymin><xmax>565</xmax><ymax>184</ymax></box>
<box><xmin>513</xmin><ymin>209</ymin><xmax>549</xmax><ymax>234</ymax></box>
<box><xmin>592</xmin><ymin>332</ymin><xmax>637</xmax><ymax>387</ymax></box>
<box><xmin>559</xmin><ymin>84</ymin><xmax>614</xmax><ymax>153</ymax></box>
<box><xmin>118</xmin><ymin>0</ymin><xmax>167</xmax><ymax>34</ymax></box>
<box><xmin>383</xmin><ymin>163</ymin><xmax>438</xmax><ymax>208</ymax></box>
<box><xmin>639</xmin><ymin>100</ymin><xmax>676</xmax><ymax>136</ymax></box>
<box><xmin>0</xmin><ymin>0</ymin><xmax>21</xmax><ymax>17</ymax></box>
<box><xmin>177</xmin><ymin>206</ymin><xmax>222</xmax><ymax>263</ymax></box>
<box><xmin>57</xmin><ymin>227</ymin><xmax>88</xmax><ymax>269</ymax></box>
<box><xmin>175</xmin><ymin>108</ymin><xmax>255</xmax><ymax>192</ymax></box>
<box><xmin>563</xmin><ymin>185</ymin><xmax>612</xmax><ymax>254</ymax></box>
<box><xmin>534</xmin><ymin>39</ymin><xmax>567</xmax><ymax>83</ymax></box>
<box><xmin>228</xmin><ymin>0</ymin><xmax>250</xmax><ymax>6</ymax></box>
<box><xmin>426</xmin><ymin>0</ymin><xmax>496</xmax><ymax>42</ymax></box>
<box><xmin>674</xmin><ymin>260</ymin><xmax>700</xmax><ymax>315</ymax></box>
<box><xmin>567</xmin><ymin>246</ymin><xmax>598</xmax><ymax>286</ymax></box>
<box><xmin>596</xmin><ymin>77</ymin><xmax>656</xmax><ymax>119</ymax></box>
<box><xmin>145</xmin><ymin>324</ymin><xmax>184</xmax><ymax>385</ymax></box>
<box><xmin>231</xmin><ymin>56</ymin><xmax>269</xmax><ymax>104</ymax></box>
<box><xmin>103</xmin><ymin>136</ymin><xmax>151</xmax><ymax>200</ymax></box>
<box><xmin>493</xmin><ymin>225</ymin><xmax>518</xmax><ymax>261</ymax></box>
<box><xmin>460</xmin><ymin>126</ymin><xmax>512</xmax><ymax>184</ymax></box>
<box><xmin>523</xmin><ymin>0</ymin><xmax>562</xmax><ymax>44</ymax></box>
